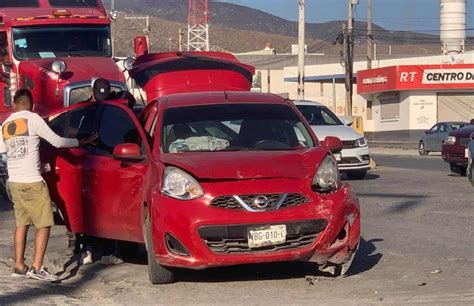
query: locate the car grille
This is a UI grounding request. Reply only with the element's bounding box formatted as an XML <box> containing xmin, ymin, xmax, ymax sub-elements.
<box><xmin>459</xmin><ymin>138</ymin><xmax>470</xmax><ymax>147</ymax></box>
<box><xmin>340</xmin><ymin>156</ymin><xmax>361</xmax><ymax>164</ymax></box>
<box><xmin>210</xmin><ymin>193</ymin><xmax>309</xmax><ymax>211</ymax></box>
<box><xmin>68</xmin><ymin>85</ymin><xmax>123</xmax><ymax>105</ymax></box>
<box><xmin>199</xmin><ymin>219</ymin><xmax>327</xmax><ymax>254</ymax></box>
<box><xmin>342</xmin><ymin>140</ymin><xmax>357</xmax><ymax>149</ymax></box>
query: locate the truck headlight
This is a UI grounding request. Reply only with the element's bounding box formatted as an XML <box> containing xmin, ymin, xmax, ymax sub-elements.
<box><xmin>162</xmin><ymin>166</ymin><xmax>204</xmax><ymax>200</ymax></box>
<box><xmin>312</xmin><ymin>155</ymin><xmax>340</xmax><ymax>194</ymax></box>
<box><xmin>444</xmin><ymin>136</ymin><xmax>456</xmax><ymax>145</ymax></box>
<box><xmin>354</xmin><ymin>137</ymin><xmax>367</xmax><ymax>147</ymax></box>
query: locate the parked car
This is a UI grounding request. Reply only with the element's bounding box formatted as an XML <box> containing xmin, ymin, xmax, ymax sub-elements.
<box><xmin>467</xmin><ymin>132</ymin><xmax>474</xmax><ymax>186</ymax></box>
<box><xmin>294</xmin><ymin>100</ymin><xmax>370</xmax><ymax>180</ymax></box>
<box><xmin>41</xmin><ymin>92</ymin><xmax>361</xmax><ymax>284</ymax></box>
<box><xmin>419</xmin><ymin>122</ymin><xmax>469</xmax><ymax>155</ymax></box>
<box><xmin>442</xmin><ymin>124</ymin><xmax>474</xmax><ymax>176</ymax></box>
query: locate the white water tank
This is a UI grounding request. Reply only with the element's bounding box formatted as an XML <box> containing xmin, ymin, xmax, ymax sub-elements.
<box><xmin>440</xmin><ymin>0</ymin><xmax>466</xmax><ymax>54</ymax></box>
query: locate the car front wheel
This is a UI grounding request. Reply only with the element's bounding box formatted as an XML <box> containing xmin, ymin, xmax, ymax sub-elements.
<box><xmin>450</xmin><ymin>163</ymin><xmax>467</xmax><ymax>176</ymax></box>
<box><xmin>143</xmin><ymin>208</ymin><xmax>176</xmax><ymax>284</ymax></box>
<box><xmin>418</xmin><ymin>141</ymin><xmax>428</xmax><ymax>155</ymax></box>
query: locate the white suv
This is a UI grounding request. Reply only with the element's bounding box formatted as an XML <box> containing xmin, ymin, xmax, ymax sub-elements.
<box><xmin>294</xmin><ymin>100</ymin><xmax>370</xmax><ymax>179</ymax></box>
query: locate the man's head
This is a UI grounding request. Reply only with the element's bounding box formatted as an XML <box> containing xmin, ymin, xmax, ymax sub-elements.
<box><xmin>13</xmin><ymin>89</ymin><xmax>33</xmax><ymax>112</ymax></box>
<box><xmin>92</xmin><ymin>78</ymin><xmax>110</xmax><ymax>102</ymax></box>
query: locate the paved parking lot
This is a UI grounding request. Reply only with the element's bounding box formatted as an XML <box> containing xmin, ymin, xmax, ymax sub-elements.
<box><xmin>0</xmin><ymin>153</ymin><xmax>473</xmax><ymax>305</ymax></box>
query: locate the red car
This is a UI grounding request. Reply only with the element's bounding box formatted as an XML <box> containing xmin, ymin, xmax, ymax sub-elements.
<box><xmin>442</xmin><ymin>123</ymin><xmax>474</xmax><ymax>176</ymax></box>
<box><xmin>41</xmin><ymin>91</ymin><xmax>361</xmax><ymax>284</ymax></box>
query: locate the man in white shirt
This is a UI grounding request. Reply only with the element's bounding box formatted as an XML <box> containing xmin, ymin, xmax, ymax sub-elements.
<box><xmin>0</xmin><ymin>89</ymin><xmax>96</xmax><ymax>282</ymax></box>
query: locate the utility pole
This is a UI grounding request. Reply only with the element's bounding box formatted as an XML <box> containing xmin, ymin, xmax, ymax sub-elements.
<box><xmin>367</xmin><ymin>0</ymin><xmax>373</xmax><ymax>69</ymax></box>
<box><xmin>125</xmin><ymin>15</ymin><xmax>151</xmax><ymax>50</ymax></box>
<box><xmin>345</xmin><ymin>0</ymin><xmax>358</xmax><ymax>117</ymax></box>
<box><xmin>178</xmin><ymin>28</ymin><xmax>184</xmax><ymax>52</ymax></box>
<box><xmin>297</xmin><ymin>0</ymin><xmax>305</xmax><ymax>100</ymax></box>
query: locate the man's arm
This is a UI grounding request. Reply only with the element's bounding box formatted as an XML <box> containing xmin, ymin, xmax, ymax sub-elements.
<box><xmin>32</xmin><ymin>114</ymin><xmax>79</xmax><ymax>148</ymax></box>
<box><xmin>0</xmin><ymin>125</ymin><xmax>6</xmax><ymax>154</ymax></box>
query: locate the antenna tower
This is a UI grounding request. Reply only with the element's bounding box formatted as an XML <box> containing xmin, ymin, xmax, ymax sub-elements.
<box><xmin>188</xmin><ymin>0</ymin><xmax>209</xmax><ymax>51</ymax></box>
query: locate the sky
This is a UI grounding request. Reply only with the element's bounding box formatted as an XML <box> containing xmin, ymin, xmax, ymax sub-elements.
<box><xmin>217</xmin><ymin>0</ymin><xmax>474</xmax><ymax>34</ymax></box>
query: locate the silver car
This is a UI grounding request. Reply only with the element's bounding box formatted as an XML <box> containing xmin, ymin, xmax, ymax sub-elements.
<box><xmin>419</xmin><ymin>122</ymin><xmax>469</xmax><ymax>155</ymax></box>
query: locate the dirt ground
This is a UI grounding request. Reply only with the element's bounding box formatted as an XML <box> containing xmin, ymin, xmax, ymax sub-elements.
<box><xmin>0</xmin><ymin>153</ymin><xmax>473</xmax><ymax>305</ymax></box>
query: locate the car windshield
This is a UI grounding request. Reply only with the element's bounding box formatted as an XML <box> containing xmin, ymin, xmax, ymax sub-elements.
<box><xmin>296</xmin><ymin>105</ymin><xmax>343</xmax><ymax>126</ymax></box>
<box><xmin>12</xmin><ymin>25</ymin><xmax>111</xmax><ymax>60</ymax></box>
<box><xmin>162</xmin><ymin>104</ymin><xmax>315</xmax><ymax>153</ymax></box>
<box><xmin>49</xmin><ymin>0</ymin><xmax>98</xmax><ymax>6</ymax></box>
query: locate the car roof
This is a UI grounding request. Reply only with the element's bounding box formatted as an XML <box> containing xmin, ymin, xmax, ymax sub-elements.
<box><xmin>161</xmin><ymin>91</ymin><xmax>289</xmax><ymax>109</ymax></box>
<box><xmin>293</xmin><ymin>100</ymin><xmax>325</xmax><ymax>106</ymax></box>
<box><xmin>439</xmin><ymin>121</ymin><xmax>470</xmax><ymax>125</ymax></box>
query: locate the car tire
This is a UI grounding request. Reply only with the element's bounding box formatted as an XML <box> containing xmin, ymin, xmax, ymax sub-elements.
<box><xmin>450</xmin><ymin>163</ymin><xmax>467</xmax><ymax>177</ymax></box>
<box><xmin>143</xmin><ymin>209</ymin><xmax>176</xmax><ymax>284</ymax></box>
<box><xmin>418</xmin><ymin>141</ymin><xmax>429</xmax><ymax>156</ymax></box>
<box><xmin>346</xmin><ymin>170</ymin><xmax>367</xmax><ymax>180</ymax></box>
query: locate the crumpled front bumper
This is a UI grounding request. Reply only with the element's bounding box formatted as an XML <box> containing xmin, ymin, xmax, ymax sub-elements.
<box><xmin>149</xmin><ymin>179</ymin><xmax>361</xmax><ymax>270</ymax></box>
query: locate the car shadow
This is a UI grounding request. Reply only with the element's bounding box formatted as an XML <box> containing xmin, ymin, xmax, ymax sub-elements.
<box><xmin>341</xmin><ymin>173</ymin><xmax>380</xmax><ymax>181</ymax></box>
<box><xmin>174</xmin><ymin>236</ymin><xmax>382</xmax><ymax>283</ymax></box>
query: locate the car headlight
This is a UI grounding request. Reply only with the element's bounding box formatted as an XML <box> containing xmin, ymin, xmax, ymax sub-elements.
<box><xmin>312</xmin><ymin>155</ymin><xmax>340</xmax><ymax>193</ymax></box>
<box><xmin>354</xmin><ymin>137</ymin><xmax>367</xmax><ymax>147</ymax></box>
<box><xmin>161</xmin><ymin>166</ymin><xmax>204</xmax><ymax>200</ymax></box>
<box><xmin>444</xmin><ymin>136</ymin><xmax>456</xmax><ymax>145</ymax></box>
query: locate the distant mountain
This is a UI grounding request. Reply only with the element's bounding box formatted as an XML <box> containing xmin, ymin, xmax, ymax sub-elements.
<box><xmin>105</xmin><ymin>0</ymin><xmax>472</xmax><ymax>55</ymax></box>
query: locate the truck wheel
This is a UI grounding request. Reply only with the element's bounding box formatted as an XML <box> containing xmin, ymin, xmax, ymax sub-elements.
<box><xmin>450</xmin><ymin>163</ymin><xmax>467</xmax><ymax>176</ymax></box>
<box><xmin>346</xmin><ymin>170</ymin><xmax>367</xmax><ymax>180</ymax></box>
<box><xmin>143</xmin><ymin>209</ymin><xmax>176</xmax><ymax>284</ymax></box>
<box><xmin>418</xmin><ymin>141</ymin><xmax>428</xmax><ymax>155</ymax></box>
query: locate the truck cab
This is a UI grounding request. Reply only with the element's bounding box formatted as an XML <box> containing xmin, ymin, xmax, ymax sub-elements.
<box><xmin>0</xmin><ymin>0</ymin><xmax>126</xmax><ymax>122</ymax></box>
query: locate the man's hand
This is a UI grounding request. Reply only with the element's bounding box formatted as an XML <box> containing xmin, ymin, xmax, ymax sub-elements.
<box><xmin>79</xmin><ymin>133</ymin><xmax>99</xmax><ymax>146</ymax></box>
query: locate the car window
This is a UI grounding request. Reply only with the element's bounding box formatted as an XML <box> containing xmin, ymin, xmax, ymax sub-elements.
<box><xmin>450</xmin><ymin>124</ymin><xmax>467</xmax><ymax>130</ymax></box>
<box><xmin>68</xmin><ymin>106</ymin><xmax>98</xmax><ymax>139</ymax></box>
<box><xmin>429</xmin><ymin>124</ymin><xmax>438</xmax><ymax>133</ymax></box>
<box><xmin>96</xmin><ymin>105</ymin><xmax>142</xmax><ymax>156</ymax></box>
<box><xmin>438</xmin><ymin>124</ymin><xmax>447</xmax><ymax>133</ymax></box>
<box><xmin>48</xmin><ymin>112</ymin><xmax>68</xmax><ymax>137</ymax></box>
<box><xmin>296</xmin><ymin>105</ymin><xmax>343</xmax><ymax>126</ymax></box>
<box><xmin>162</xmin><ymin>104</ymin><xmax>314</xmax><ymax>153</ymax></box>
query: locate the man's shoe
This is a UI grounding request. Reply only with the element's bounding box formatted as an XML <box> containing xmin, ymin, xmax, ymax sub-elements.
<box><xmin>26</xmin><ymin>266</ymin><xmax>59</xmax><ymax>282</ymax></box>
<box><xmin>11</xmin><ymin>265</ymin><xmax>29</xmax><ymax>278</ymax></box>
<box><xmin>100</xmin><ymin>254</ymin><xmax>124</xmax><ymax>266</ymax></box>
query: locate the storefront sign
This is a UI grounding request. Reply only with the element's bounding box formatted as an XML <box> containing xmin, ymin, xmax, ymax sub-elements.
<box><xmin>358</xmin><ymin>64</ymin><xmax>474</xmax><ymax>94</ymax></box>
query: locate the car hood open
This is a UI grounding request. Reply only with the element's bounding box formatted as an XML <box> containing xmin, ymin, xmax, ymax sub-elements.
<box><xmin>160</xmin><ymin>148</ymin><xmax>327</xmax><ymax>180</ymax></box>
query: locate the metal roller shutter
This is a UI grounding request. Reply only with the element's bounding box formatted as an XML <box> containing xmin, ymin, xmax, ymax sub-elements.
<box><xmin>437</xmin><ymin>92</ymin><xmax>474</xmax><ymax>122</ymax></box>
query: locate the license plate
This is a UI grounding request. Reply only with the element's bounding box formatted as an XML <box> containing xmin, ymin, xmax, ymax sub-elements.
<box><xmin>248</xmin><ymin>225</ymin><xmax>286</xmax><ymax>248</ymax></box>
<box><xmin>465</xmin><ymin>148</ymin><xmax>469</xmax><ymax>158</ymax></box>
<box><xmin>334</xmin><ymin>153</ymin><xmax>342</xmax><ymax>161</ymax></box>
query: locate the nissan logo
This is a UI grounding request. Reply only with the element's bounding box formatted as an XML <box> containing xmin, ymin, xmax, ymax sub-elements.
<box><xmin>253</xmin><ymin>196</ymin><xmax>269</xmax><ymax>208</ymax></box>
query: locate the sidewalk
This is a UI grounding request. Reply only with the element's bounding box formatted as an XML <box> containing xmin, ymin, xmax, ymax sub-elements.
<box><xmin>370</xmin><ymin>147</ymin><xmax>438</xmax><ymax>156</ymax></box>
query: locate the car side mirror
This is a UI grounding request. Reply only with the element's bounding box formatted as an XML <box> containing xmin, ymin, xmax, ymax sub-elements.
<box><xmin>425</xmin><ymin>130</ymin><xmax>430</xmax><ymax>134</ymax></box>
<box><xmin>321</xmin><ymin>136</ymin><xmax>343</xmax><ymax>153</ymax></box>
<box><xmin>113</xmin><ymin>143</ymin><xmax>145</xmax><ymax>162</ymax></box>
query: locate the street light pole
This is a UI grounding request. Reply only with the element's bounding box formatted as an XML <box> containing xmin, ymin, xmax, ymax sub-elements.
<box><xmin>297</xmin><ymin>0</ymin><xmax>305</xmax><ymax>100</ymax></box>
<box><xmin>345</xmin><ymin>0</ymin><xmax>357</xmax><ymax>117</ymax></box>
<box><xmin>367</xmin><ymin>0</ymin><xmax>373</xmax><ymax>69</ymax></box>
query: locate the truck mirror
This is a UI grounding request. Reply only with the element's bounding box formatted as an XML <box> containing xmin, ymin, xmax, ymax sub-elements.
<box><xmin>134</xmin><ymin>36</ymin><xmax>149</xmax><ymax>57</ymax></box>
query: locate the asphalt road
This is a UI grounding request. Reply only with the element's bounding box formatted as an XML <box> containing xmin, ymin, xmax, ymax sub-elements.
<box><xmin>0</xmin><ymin>153</ymin><xmax>473</xmax><ymax>305</ymax></box>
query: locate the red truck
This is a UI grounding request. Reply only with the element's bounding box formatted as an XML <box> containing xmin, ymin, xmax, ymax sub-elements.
<box><xmin>0</xmin><ymin>0</ymin><xmax>126</xmax><ymax>121</ymax></box>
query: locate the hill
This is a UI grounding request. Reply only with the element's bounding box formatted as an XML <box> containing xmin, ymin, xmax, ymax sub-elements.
<box><xmin>106</xmin><ymin>0</ymin><xmax>472</xmax><ymax>56</ymax></box>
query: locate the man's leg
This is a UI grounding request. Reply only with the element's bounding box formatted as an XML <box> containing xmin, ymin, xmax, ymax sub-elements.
<box><xmin>14</xmin><ymin>225</ymin><xmax>29</xmax><ymax>269</ymax></box>
<box><xmin>32</xmin><ymin>227</ymin><xmax>50</xmax><ymax>270</ymax></box>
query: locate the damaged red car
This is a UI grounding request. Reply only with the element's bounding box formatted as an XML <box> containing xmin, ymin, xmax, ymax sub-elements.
<box><xmin>42</xmin><ymin>91</ymin><xmax>360</xmax><ymax>284</ymax></box>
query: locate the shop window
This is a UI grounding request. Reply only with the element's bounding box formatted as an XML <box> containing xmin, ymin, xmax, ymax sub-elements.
<box><xmin>378</xmin><ymin>92</ymin><xmax>400</xmax><ymax>121</ymax></box>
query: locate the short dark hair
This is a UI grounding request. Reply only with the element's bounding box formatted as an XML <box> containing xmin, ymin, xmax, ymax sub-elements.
<box><xmin>13</xmin><ymin>89</ymin><xmax>33</xmax><ymax>105</ymax></box>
